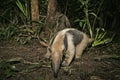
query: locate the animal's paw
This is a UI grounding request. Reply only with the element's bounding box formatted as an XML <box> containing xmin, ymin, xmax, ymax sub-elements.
<box><xmin>75</xmin><ymin>54</ymin><xmax>82</xmax><ymax>59</ymax></box>
<box><xmin>62</xmin><ymin>61</ymin><xmax>69</xmax><ymax>67</ymax></box>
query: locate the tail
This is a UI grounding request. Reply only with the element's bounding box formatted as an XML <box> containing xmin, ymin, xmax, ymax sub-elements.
<box><xmin>88</xmin><ymin>38</ymin><xmax>94</xmax><ymax>43</ymax></box>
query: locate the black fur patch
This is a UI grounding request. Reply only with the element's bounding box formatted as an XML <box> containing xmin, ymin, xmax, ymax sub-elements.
<box><xmin>67</xmin><ymin>29</ymin><xmax>83</xmax><ymax>46</ymax></box>
<box><xmin>64</xmin><ymin>34</ymin><xmax>68</xmax><ymax>51</ymax></box>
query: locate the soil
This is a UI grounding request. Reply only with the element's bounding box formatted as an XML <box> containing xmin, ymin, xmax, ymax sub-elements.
<box><xmin>0</xmin><ymin>40</ymin><xmax>120</xmax><ymax>80</ymax></box>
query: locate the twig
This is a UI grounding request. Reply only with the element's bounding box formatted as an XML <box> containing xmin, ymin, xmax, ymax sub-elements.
<box><xmin>94</xmin><ymin>55</ymin><xmax>120</xmax><ymax>61</ymax></box>
<box><xmin>39</xmin><ymin>41</ymin><xmax>48</xmax><ymax>47</ymax></box>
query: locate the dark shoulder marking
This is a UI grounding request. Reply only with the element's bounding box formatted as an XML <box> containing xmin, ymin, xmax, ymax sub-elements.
<box><xmin>67</xmin><ymin>29</ymin><xmax>83</xmax><ymax>46</ymax></box>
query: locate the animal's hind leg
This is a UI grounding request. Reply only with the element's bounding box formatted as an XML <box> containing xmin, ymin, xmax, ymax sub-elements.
<box><xmin>75</xmin><ymin>42</ymin><xmax>87</xmax><ymax>59</ymax></box>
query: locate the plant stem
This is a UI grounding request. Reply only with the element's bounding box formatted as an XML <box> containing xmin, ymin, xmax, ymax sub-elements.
<box><xmin>92</xmin><ymin>0</ymin><xmax>104</xmax><ymax>30</ymax></box>
<box><xmin>84</xmin><ymin>6</ymin><xmax>93</xmax><ymax>38</ymax></box>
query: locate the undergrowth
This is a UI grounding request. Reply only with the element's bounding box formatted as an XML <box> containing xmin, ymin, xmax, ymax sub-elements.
<box><xmin>0</xmin><ymin>23</ymin><xmax>44</xmax><ymax>44</ymax></box>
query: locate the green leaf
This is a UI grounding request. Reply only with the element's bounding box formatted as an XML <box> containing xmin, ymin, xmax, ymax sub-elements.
<box><xmin>79</xmin><ymin>21</ymin><xmax>83</xmax><ymax>27</ymax></box>
<box><xmin>79</xmin><ymin>0</ymin><xmax>85</xmax><ymax>5</ymax></box>
<box><xmin>89</xmin><ymin>12</ymin><xmax>97</xmax><ymax>17</ymax></box>
<box><xmin>92</xmin><ymin>28</ymin><xmax>114</xmax><ymax>47</ymax></box>
<box><xmin>74</xmin><ymin>19</ymin><xmax>80</xmax><ymax>22</ymax></box>
<box><xmin>16</xmin><ymin>0</ymin><xmax>24</xmax><ymax>14</ymax></box>
<box><xmin>16</xmin><ymin>0</ymin><xmax>29</xmax><ymax>18</ymax></box>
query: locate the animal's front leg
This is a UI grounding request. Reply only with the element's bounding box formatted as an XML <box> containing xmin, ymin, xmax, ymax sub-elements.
<box><xmin>75</xmin><ymin>38</ymin><xmax>88</xmax><ymax>59</ymax></box>
<box><xmin>62</xmin><ymin>47</ymin><xmax>75</xmax><ymax>66</ymax></box>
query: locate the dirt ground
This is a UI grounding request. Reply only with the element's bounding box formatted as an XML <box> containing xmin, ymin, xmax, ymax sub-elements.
<box><xmin>0</xmin><ymin>40</ymin><xmax>120</xmax><ymax>80</ymax></box>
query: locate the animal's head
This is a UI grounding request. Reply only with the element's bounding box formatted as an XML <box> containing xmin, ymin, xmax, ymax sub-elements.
<box><xmin>48</xmin><ymin>47</ymin><xmax>63</xmax><ymax>78</ymax></box>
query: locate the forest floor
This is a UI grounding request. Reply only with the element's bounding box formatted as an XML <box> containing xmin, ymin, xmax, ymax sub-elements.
<box><xmin>0</xmin><ymin>38</ymin><xmax>120</xmax><ymax>80</ymax></box>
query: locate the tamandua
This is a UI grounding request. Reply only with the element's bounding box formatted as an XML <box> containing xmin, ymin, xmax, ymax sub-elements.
<box><xmin>45</xmin><ymin>28</ymin><xmax>93</xmax><ymax>77</ymax></box>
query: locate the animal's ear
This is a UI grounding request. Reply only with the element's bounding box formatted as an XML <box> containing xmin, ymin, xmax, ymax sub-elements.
<box><xmin>45</xmin><ymin>47</ymin><xmax>52</xmax><ymax>59</ymax></box>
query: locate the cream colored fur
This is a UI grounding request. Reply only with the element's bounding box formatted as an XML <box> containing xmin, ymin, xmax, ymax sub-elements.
<box><xmin>44</xmin><ymin>28</ymin><xmax>93</xmax><ymax>77</ymax></box>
